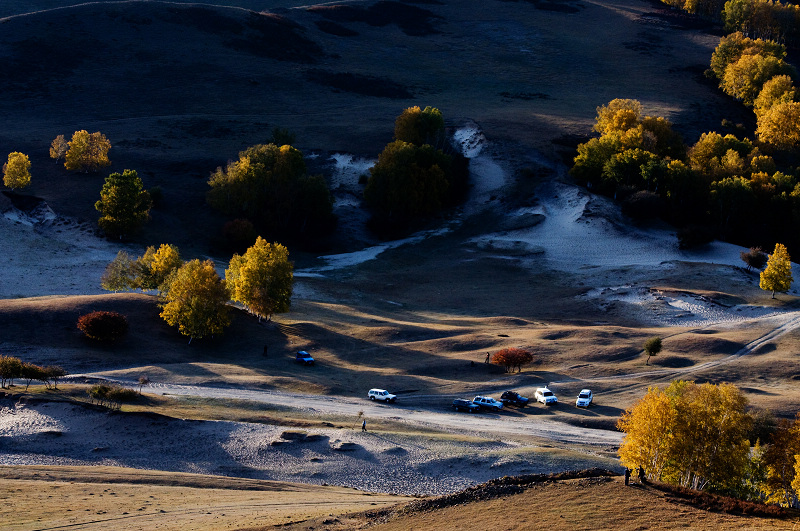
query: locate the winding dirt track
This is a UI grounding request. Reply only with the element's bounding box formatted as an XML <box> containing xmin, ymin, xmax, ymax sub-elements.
<box><xmin>71</xmin><ymin>309</ymin><xmax>800</xmax><ymax>451</ymax></box>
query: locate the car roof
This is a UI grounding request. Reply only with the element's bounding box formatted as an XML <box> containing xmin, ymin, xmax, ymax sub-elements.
<box><xmin>579</xmin><ymin>389</ymin><xmax>592</xmax><ymax>393</ymax></box>
<box><xmin>370</xmin><ymin>388</ymin><xmax>387</xmax><ymax>393</ymax></box>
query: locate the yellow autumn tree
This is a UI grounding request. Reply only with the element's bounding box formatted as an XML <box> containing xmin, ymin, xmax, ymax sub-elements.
<box><xmin>757</xmin><ymin>102</ymin><xmax>800</xmax><ymax>151</ymax></box>
<box><xmin>135</xmin><ymin>244</ymin><xmax>183</xmax><ymax>292</ymax></box>
<box><xmin>160</xmin><ymin>259</ymin><xmax>230</xmax><ymax>343</ymax></box>
<box><xmin>3</xmin><ymin>152</ymin><xmax>31</xmax><ymax>190</ymax></box>
<box><xmin>760</xmin><ymin>243</ymin><xmax>793</xmax><ymax>298</ymax></box>
<box><xmin>618</xmin><ymin>386</ymin><xmax>677</xmax><ymax>480</ymax></box>
<box><xmin>65</xmin><ymin>130</ymin><xmax>111</xmax><ymax>172</ymax></box>
<box><xmin>226</xmin><ymin>237</ymin><xmax>293</xmax><ymax>321</ymax></box>
<box><xmin>619</xmin><ymin>381</ymin><xmax>752</xmax><ymax>492</ymax></box>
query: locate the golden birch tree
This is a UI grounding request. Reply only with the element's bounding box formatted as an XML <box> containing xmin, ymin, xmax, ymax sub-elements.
<box><xmin>760</xmin><ymin>243</ymin><xmax>793</xmax><ymax>298</ymax></box>
<box><xmin>226</xmin><ymin>237</ymin><xmax>293</xmax><ymax>320</ymax></box>
<box><xmin>160</xmin><ymin>259</ymin><xmax>230</xmax><ymax>343</ymax></box>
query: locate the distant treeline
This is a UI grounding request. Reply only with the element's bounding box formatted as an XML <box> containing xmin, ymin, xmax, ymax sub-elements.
<box><xmin>662</xmin><ymin>0</ymin><xmax>800</xmax><ymax>46</ymax></box>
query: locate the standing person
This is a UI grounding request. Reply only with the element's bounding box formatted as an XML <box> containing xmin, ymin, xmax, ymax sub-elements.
<box><xmin>624</xmin><ymin>468</ymin><xmax>630</xmax><ymax>486</ymax></box>
<box><xmin>485</xmin><ymin>352</ymin><xmax>490</xmax><ymax>364</ymax></box>
<box><xmin>362</xmin><ymin>419</ymin><xmax>367</xmax><ymax>432</ymax></box>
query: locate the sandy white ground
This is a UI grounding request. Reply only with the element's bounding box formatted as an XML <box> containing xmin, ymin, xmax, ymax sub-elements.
<box><xmin>2</xmin><ymin>123</ymin><xmax>799</xmax><ymax>494</ymax></box>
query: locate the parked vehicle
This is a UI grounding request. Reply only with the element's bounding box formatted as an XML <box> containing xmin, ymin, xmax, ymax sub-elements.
<box><xmin>500</xmin><ymin>390</ymin><xmax>529</xmax><ymax>407</ymax></box>
<box><xmin>368</xmin><ymin>388</ymin><xmax>396</xmax><ymax>402</ymax></box>
<box><xmin>472</xmin><ymin>396</ymin><xmax>504</xmax><ymax>411</ymax></box>
<box><xmin>295</xmin><ymin>351</ymin><xmax>315</xmax><ymax>365</ymax></box>
<box><xmin>576</xmin><ymin>389</ymin><xmax>593</xmax><ymax>407</ymax></box>
<box><xmin>534</xmin><ymin>387</ymin><xmax>558</xmax><ymax>405</ymax></box>
<box><xmin>452</xmin><ymin>399</ymin><xmax>480</xmax><ymax>413</ymax></box>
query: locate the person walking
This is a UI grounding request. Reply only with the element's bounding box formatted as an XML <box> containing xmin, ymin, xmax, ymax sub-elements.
<box><xmin>362</xmin><ymin>419</ymin><xmax>367</xmax><ymax>432</ymax></box>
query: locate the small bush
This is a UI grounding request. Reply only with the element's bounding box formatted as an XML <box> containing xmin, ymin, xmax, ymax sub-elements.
<box><xmin>77</xmin><ymin>311</ymin><xmax>129</xmax><ymax>342</ymax></box>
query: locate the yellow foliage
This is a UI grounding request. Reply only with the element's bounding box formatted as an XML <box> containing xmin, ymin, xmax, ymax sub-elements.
<box><xmin>65</xmin><ymin>130</ymin><xmax>111</xmax><ymax>172</ymax></box>
<box><xmin>760</xmin><ymin>242</ymin><xmax>793</xmax><ymax>297</ymax></box>
<box><xmin>226</xmin><ymin>237</ymin><xmax>293</xmax><ymax>320</ymax></box>
<box><xmin>3</xmin><ymin>152</ymin><xmax>31</xmax><ymax>190</ymax></box>
<box><xmin>159</xmin><ymin>259</ymin><xmax>230</xmax><ymax>341</ymax></box>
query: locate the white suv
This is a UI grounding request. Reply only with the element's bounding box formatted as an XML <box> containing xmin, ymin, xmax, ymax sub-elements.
<box><xmin>368</xmin><ymin>389</ymin><xmax>396</xmax><ymax>403</ymax></box>
<box><xmin>472</xmin><ymin>396</ymin><xmax>504</xmax><ymax>411</ymax></box>
<box><xmin>535</xmin><ymin>387</ymin><xmax>558</xmax><ymax>405</ymax></box>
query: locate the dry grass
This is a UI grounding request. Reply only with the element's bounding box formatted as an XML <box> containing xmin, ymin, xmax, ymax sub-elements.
<box><xmin>283</xmin><ymin>477</ymin><xmax>800</xmax><ymax>531</ymax></box>
<box><xmin>0</xmin><ymin>465</ymin><xmax>407</xmax><ymax>531</ymax></box>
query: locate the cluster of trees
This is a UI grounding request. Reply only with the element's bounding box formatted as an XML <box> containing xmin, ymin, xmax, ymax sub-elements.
<box><xmin>51</xmin><ymin>131</ymin><xmax>112</xmax><ymax>173</ymax></box>
<box><xmin>207</xmin><ymin>142</ymin><xmax>335</xmax><ymax>244</ymax></box>
<box><xmin>709</xmin><ymin>33</ymin><xmax>799</xmax><ymax>151</ymax></box>
<box><xmin>619</xmin><ymin>381</ymin><xmax>800</xmax><ymax>505</ymax></box>
<box><xmin>101</xmin><ymin>237</ymin><xmax>293</xmax><ymax>342</ymax></box>
<box><xmin>661</xmin><ymin>0</ymin><xmax>800</xmax><ymax>46</ymax></box>
<box><xmin>723</xmin><ymin>0</ymin><xmax>800</xmax><ymax>45</ymax></box>
<box><xmin>491</xmin><ymin>347</ymin><xmax>534</xmax><ymax>372</ymax></box>
<box><xmin>571</xmin><ymin>97</ymin><xmax>800</xmax><ymax>252</ymax></box>
<box><xmin>0</xmin><ymin>355</ymin><xmax>66</xmax><ymax>390</ymax></box>
<box><xmin>364</xmin><ymin>106</ymin><xmax>469</xmax><ymax>233</ymax></box>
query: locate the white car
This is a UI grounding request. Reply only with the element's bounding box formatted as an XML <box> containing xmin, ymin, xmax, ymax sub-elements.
<box><xmin>535</xmin><ymin>387</ymin><xmax>558</xmax><ymax>405</ymax></box>
<box><xmin>368</xmin><ymin>388</ymin><xmax>396</xmax><ymax>403</ymax></box>
<box><xmin>576</xmin><ymin>389</ymin><xmax>593</xmax><ymax>407</ymax></box>
<box><xmin>472</xmin><ymin>396</ymin><xmax>504</xmax><ymax>411</ymax></box>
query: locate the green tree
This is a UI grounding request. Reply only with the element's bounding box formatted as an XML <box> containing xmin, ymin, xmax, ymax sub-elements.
<box><xmin>601</xmin><ymin>148</ymin><xmax>658</xmax><ymax>190</ymax></box>
<box><xmin>101</xmin><ymin>251</ymin><xmax>136</xmax><ymax>292</ymax></box>
<box><xmin>643</xmin><ymin>336</ymin><xmax>662</xmax><ymax>365</ymax></box>
<box><xmin>207</xmin><ymin>143</ymin><xmax>334</xmax><ymax>238</ymax></box>
<box><xmin>49</xmin><ymin>134</ymin><xmax>67</xmax><ymax>163</ymax></box>
<box><xmin>135</xmin><ymin>244</ymin><xmax>183</xmax><ymax>291</ymax></box>
<box><xmin>760</xmin><ymin>242</ymin><xmax>793</xmax><ymax>298</ymax></box>
<box><xmin>64</xmin><ymin>130</ymin><xmax>112</xmax><ymax>172</ymax></box>
<box><xmin>757</xmin><ymin>102</ymin><xmax>800</xmax><ymax>150</ymax></box>
<box><xmin>364</xmin><ymin>140</ymin><xmax>451</xmax><ymax>224</ymax></box>
<box><xmin>491</xmin><ymin>347</ymin><xmax>534</xmax><ymax>373</ymax></box>
<box><xmin>570</xmin><ymin>135</ymin><xmax>622</xmax><ymax>186</ymax></box>
<box><xmin>95</xmin><ymin>169</ymin><xmax>153</xmax><ymax>238</ymax></box>
<box><xmin>159</xmin><ymin>259</ymin><xmax>231</xmax><ymax>343</ymax></box>
<box><xmin>3</xmin><ymin>152</ymin><xmax>31</xmax><ymax>191</ymax></box>
<box><xmin>709</xmin><ymin>176</ymin><xmax>754</xmax><ymax>238</ymax></box>
<box><xmin>394</xmin><ymin>106</ymin><xmax>446</xmax><ymax>147</ymax></box>
<box><xmin>19</xmin><ymin>362</ymin><xmax>46</xmax><ymax>391</ymax></box>
<box><xmin>761</xmin><ymin>415</ymin><xmax>800</xmax><ymax>506</ymax></box>
<box><xmin>688</xmin><ymin>132</ymin><xmax>755</xmax><ymax>181</ymax></box>
<box><xmin>226</xmin><ymin>237</ymin><xmax>293</xmax><ymax>320</ymax></box>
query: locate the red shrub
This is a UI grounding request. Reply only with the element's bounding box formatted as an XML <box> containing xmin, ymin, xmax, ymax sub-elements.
<box><xmin>77</xmin><ymin>311</ymin><xmax>129</xmax><ymax>342</ymax></box>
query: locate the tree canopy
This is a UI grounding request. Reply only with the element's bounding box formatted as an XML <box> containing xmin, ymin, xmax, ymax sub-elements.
<box><xmin>394</xmin><ymin>106</ymin><xmax>446</xmax><ymax>147</ymax></box>
<box><xmin>226</xmin><ymin>237</ymin><xmax>293</xmax><ymax>320</ymax></box>
<box><xmin>3</xmin><ymin>152</ymin><xmax>31</xmax><ymax>190</ymax></box>
<box><xmin>159</xmin><ymin>259</ymin><xmax>231</xmax><ymax>343</ymax></box>
<box><xmin>207</xmin><ymin>143</ymin><xmax>335</xmax><ymax>241</ymax></box>
<box><xmin>135</xmin><ymin>244</ymin><xmax>183</xmax><ymax>291</ymax></box>
<box><xmin>64</xmin><ymin>130</ymin><xmax>112</xmax><ymax>172</ymax></box>
<box><xmin>95</xmin><ymin>169</ymin><xmax>153</xmax><ymax>238</ymax></box>
<box><xmin>760</xmin><ymin>242</ymin><xmax>793</xmax><ymax>297</ymax></box>
<box><xmin>618</xmin><ymin>381</ymin><xmax>752</xmax><ymax>493</ymax></box>
<box><xmin>491</xmin><ymin>348</ymin><xmax>533</xmax><ymax>373</ymax></box>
